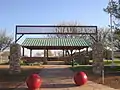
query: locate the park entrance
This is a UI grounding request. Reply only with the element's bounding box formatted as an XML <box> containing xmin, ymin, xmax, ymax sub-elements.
<box><xmin>9</xmin><ymin>25</ymin><xmax>103</xmax><ymax>75</ymax></box>
<box><xmin>16</xmin><ymin>25</ymin><xmax>97</xmax><ymax>64</ymax></box>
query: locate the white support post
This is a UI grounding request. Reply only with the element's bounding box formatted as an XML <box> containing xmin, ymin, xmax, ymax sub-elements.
<box><xmin>109</xmin><ymin>0</ymin><xmax>114</xmax><ymax>66</ymax></box>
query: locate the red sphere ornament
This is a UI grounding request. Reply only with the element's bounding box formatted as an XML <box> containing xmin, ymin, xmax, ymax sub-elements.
<box><xmin>74</xmin><ymin>71</ymin><xmax>87</xmax><ymax>86</ymax></box>
<box><xmin>26</xmin><ymin>74</ymin><xmax>42</xmax><ymax>90</ymax></box>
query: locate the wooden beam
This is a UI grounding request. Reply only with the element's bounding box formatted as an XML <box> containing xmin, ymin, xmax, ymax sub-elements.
<box><xmin>15</xmin><ymin>34</ymin><xmax>24</xmax><ymax>43</ymax></box>
<box><xmin>23</xmin><ymin>46</ymin><xmax>88</xmax><ymax>50</ymax></box>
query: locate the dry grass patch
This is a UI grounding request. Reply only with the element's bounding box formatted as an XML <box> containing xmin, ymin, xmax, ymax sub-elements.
<box><xmin>0</xmin><ymin>65</ymin><xmax>43</xmax><ymax>88</ymax></box>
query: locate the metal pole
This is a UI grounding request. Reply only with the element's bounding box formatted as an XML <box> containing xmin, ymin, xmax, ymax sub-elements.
<box><xmin>109</xmin><ymin>0</ymin><xmax>114</xmax><ymax>66</ymax></box>
<box><xmin>0</xmin><ymin>50</ymin><xmax>2</xmax><ymax>64</ymax></box>
<box><xmin>102</xmin><ymin>69</ymin><xmax>104</xmax><ymax>84</ymax></box>
<box><xmin>15</xmin><ymin>26</ymin><xmax>17</xmax><ymax>43</ymax></box>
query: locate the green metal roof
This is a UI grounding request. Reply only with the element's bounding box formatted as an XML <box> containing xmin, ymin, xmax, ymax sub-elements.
<box><xmin>22</xmin><ymin>38</ymin><xmax>91</xmax><ymax>47</ymax></box>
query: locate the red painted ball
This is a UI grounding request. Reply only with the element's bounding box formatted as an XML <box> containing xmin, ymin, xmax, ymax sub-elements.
<box><xmin>74</xmin><ymin>71</ymin><xmax>87</xmax><ymax>86</ymax></box>
<box><xmin>26</xmin><ymin>74</ymin><xmax>42</xmax><ymax>90</ymax></box>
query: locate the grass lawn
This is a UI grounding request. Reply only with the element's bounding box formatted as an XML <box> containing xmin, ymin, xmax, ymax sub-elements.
<box><xmin>0</xmin><ymin>65</ymin><xmax>43</xmax><ymax>88</ymax></box>
<box><xmin>89</xmin><ymin>58</ymin><xmax>120</xmax><ymax>65</ymax></box>
<box><xmin>71</xmin><ymin>65</ymin><xmax>120</xmax><ymax>73</ymax></box>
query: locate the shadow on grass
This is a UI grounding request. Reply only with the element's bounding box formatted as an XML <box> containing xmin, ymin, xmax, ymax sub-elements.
<box><xmin>0</xmin><ymin>88</ymin><xmax>28</xmax><ymax>90</ymax></box>
<box><xmin>104</xmin><ymin>66</ymin><xmax>120</xmax><ymax>76</ymax></box>
<box><xmin>0</xmin><ymin>84</ymin><xmax>77</xmax><ymax>90</ymax></box>
<box><xmin>70</xmin><ymin>65</ymin><xmax>93</xmax><ymax>74</ymax></box>
<box><xmin>0</xmin><ymin>66</ymin><xmax>41</xmax><ymax>82</ymax></box>
<box><xmin>0</xmin><ymin>66</ymin><xmax>41</xmax><ymax>89</ymax></box>
<box><xmin>71</xmin><ymin>65</ymin><xmax>120</xmax><ymax>71</ymax></box>
<box><xmin>70</xmin><ymin>65</ymin><xmax>120</xmax><ymax>77</ymax></box>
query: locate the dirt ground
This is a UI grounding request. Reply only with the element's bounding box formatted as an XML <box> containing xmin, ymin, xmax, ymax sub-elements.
<box><xmin>1</xmin><ymin>65</ymin><xmax>120</xmax><ymax>89</ymax></box>
<box><xmin>91</xmin><ymin>75</ymin><xmax>120</xmax><ymax>89</ymax></box>
<box><xmin>0</xmin><ymin>65</ymin><xmax>42</xmax><ymax>88</ymax></box>
<box><xmin>82</xmin><ymin>70</ymin><xmax>120</xmax><ymax>89</ymax></box>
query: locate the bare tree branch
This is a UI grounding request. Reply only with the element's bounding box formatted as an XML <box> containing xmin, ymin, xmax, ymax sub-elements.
<box><xmin>0</xmin><ymin>30</ymin><xmax>13</xmax><ymax>51</ymax></box>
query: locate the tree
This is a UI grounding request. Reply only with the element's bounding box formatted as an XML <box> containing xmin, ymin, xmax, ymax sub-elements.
<box><xmin>48</xmin><ymin>22</ymin><xmax>91</xmax><ymax>55</ymax></box>
<box><xmin>97</xmin><ymin>27</ymin><xmax>111</xmax><ymax>48</ymax></box>
<box><xmin>48</xmin><ymin>22</ymin><xmax>81</xmax><ymax>38</ymax></box>
<box><xmin>104</xmin><ymin>0</ymin><xmax>120</xmax><ymax>51</ymax></box>
<box><xmin>89</xmin><ymin>28</ymin><xmax>112</xmax><ymax>60</ymax></box>
<box><xmin>104</xmin><ymin>0</ymin><xmax>120</xmax><ymax>19</ymax></box>
<box><xmin>103</xmin><ymin>0</ymin><xmax>120</xmax><ymax>30</ymax></box>
<box><xmin>0</xmin><ymin>30</ymin><xmax>13</xmax><ymax>51</ymax></box>
<box><xmin>48</xmin><ymin>22</ymin><xmax>111</xmax><ymax>59</ymax></box>
<box><xmin>113</xmin><ymin>28</ymin><xmax>120</xmax><ymax>50</ymax></box>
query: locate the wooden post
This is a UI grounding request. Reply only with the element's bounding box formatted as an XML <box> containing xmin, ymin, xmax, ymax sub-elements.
<box><xmin>43</xmin><ymin>49</ymin><xmax>47</xmax><ymax>64</ymax></box>
<box><xmin>79</xmin><ymin>49</ymin><xmax>81</xmax><ymax>55</ymax></box>
<box><xmin>47</xmin><ymin>49</ymin><xmax>48</xmax><ymax>63</ymax></box>
<box><xmin>47</xmin><ymin>49</ymin><xmax>48</xmax><ymax>59</ymax></box>
<box><xmin>85</xmin><ymin>47</ymin><xmax>89</xmax><ymax>64</ymax></box>
<box><xmin>70</xmin><ymin>50</ymin><xmax>74</xmax><ymax>67</ymax></box>
<box><xmin>30</xmin><ymin>49</ymin><xmax>32</xmax><ymax>57</ymax></box>
<box><xmin>23</xmin><ymin>47</ymin><xmax>24</xmax><ymax>56</ymax></box>
<box><xmin>70</xmin><ymin>50</ymin><xmax>73</xmax><ymax>56</ymax></box>
<box><xmin>44</xmin><ymin>50</ymin><xmax>46</xmax><ymax>57</ymax></box>
<box><xmin>63</xmin><ymin>49</ymin><xmax>64</xmax><ymax>57</ymax></box>
<box><xmin>65</xmin><ymin>50</ymin><xmax>67</xmax><ymax>56</ymax></box>
<box><xmin>86</xmin><ymin>47</ymin><xmax>88</xmax><ymax>55</ymax></box>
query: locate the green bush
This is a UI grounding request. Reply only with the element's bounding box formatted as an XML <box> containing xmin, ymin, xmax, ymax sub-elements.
<box><xmin>20</xmin><ymin>60</ymin><xmax>29</xmax><ymax>65</ymax></box>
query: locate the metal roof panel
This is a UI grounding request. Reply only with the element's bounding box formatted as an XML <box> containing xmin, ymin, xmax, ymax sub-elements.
<box><xmin>21</xmin><ymin>38</ymin><xmax>91</xmax><ymax>47</ymax></box>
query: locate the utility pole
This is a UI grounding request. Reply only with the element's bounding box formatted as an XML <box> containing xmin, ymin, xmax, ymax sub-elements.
<box><xmin>109</xmin><ymin>0</ymin><xmax>114</xmax><ymax>66</ymax></box>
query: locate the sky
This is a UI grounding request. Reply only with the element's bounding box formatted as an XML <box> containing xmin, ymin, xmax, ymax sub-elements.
<box><xmin>0</xmin><ymin>0</ymin><xmax>109</xmax><ymax>33</ymax></box>
<box><xmin>0</xmin><ymin>0</ymin><xmax>110</xmax><ymax>56</ymax></box>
